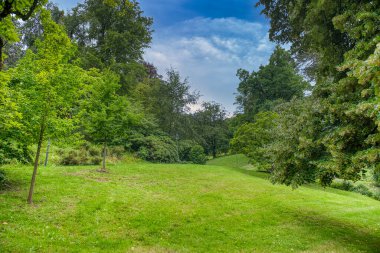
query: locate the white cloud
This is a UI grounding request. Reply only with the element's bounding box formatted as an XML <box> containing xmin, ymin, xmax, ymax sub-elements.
<box><xmin>144</xmin><ymin>17</ymin><xmax>276</xmax><ymax>113</ymax></box>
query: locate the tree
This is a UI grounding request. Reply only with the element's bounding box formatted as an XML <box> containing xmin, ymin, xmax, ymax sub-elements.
<box><xmin>193</xmin><ymin>102</ymin><xmax>230</xmax><ymax>158</ymax></box>
<box><xmin>79</xmin><ymin>70</ymin><xmax>142</xmax><ymax>172</ymax></box>
<box><xmin>255</xmin><ymin>0</ymin><xmax>380</xmax><ymax>187</ymax></box>
<box><xmin>135</xmin><ymin>68</ymin><xmax>199</xmax><ymax>139</ymax></box>
<box><xmin>10</xmin><ymin>10</ymin><xmax>83</xmax><ymax>204</ymax></box>
<box><xmin>236</xmin><ymin>46</ymin><xmax>309</xmax><ymax>120</ymax></box>
<box><xmin>65</xmin><ymin>0</ymin><xmax>153</xmax><ymax>93</ymax></box>
<box><xmin>230</xmin><ymin>111</ymin><xmax>278</xmax><ymax>170</ymax></box>
<box><xmin>0</xmin><ymin>71</ymin><xmax>27</xmax><ymax>164</ymax></box>
<box><xmin>0</xmin><ymin>0</ymin><xmax>47</xmax><ymax>70</ymax></box>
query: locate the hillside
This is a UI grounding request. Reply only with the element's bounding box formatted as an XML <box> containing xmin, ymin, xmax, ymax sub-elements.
<box><xmin>1</xmin><ymin>161</ymin><xmax>380</xmax><ymax>252</ymax></box>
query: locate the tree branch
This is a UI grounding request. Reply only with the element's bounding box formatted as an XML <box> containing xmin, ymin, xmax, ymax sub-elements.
<box><xmin>0</xmin><ymin>0</ymin><xmax>40</xmax><ymax>21</ymax></box>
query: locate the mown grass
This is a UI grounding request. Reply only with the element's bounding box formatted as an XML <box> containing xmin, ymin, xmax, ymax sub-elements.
<box><xmin>1</xmin><ymin>159</ymin><xmax>380</xmax><ymax>252</ymax></box>
<box><xmin>207</xmin><ymin>154</ymin><xmax>250</xmax><ymax>169</ymax></box>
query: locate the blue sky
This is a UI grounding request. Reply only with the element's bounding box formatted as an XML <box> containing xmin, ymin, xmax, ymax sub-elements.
<box><xmin>52</xmin><ymin>0</ymin><xmax>275</xmax><ymax>113</ymax></box>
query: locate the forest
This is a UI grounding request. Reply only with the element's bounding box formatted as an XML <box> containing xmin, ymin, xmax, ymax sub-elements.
<box><xmin>0</xmin><ymin>0</ymin><xmax>379</xmax><ymax>252</ymax></box>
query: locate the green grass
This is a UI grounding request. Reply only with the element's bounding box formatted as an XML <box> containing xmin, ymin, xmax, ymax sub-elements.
<box><xmin>1</xmin><ymin>159</ymin><xmax>380</xmax><ymax>252</ymax></box>
<box><xmin>207</xmin><ymin>154</ymin><xmax>250</xmax><ymax>169</ymax></box>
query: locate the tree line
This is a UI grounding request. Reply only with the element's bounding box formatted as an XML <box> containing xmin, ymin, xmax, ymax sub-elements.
<box><xmin>231</xmin><ymin>0</ymin><xmax>379</xmax><ymax>189</ymax></box>
<box><xmin>0</xmin><ymin>0</ymin><xmax>231</xmax><ymax>204</ymax></box>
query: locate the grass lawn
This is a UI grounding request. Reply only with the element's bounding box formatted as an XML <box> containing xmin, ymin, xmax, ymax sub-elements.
<box><xmin>1</xmin><ymin>157</ymin><xmax>380</xmax><ymax>252</ymax></box>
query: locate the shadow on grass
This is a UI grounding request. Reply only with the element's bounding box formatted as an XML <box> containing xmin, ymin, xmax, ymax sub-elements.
<box><xmin>229</xmin><ymin>167</ymin><xmax>270</xmax><ymax>180</ymax></box>
<box><xmin>291</xmin><ymin>209</ymin><xmax>380</xmax><ymax>252</ymax></box>
<box><xmin>0</xmin><ymin>177</ymin><xmax>28</xmax><ymax>194</ymax></box>
<box><xmin>228</xmin><ymin>166</ymin><xmax>380</xmax><ymax>251</ymax></box>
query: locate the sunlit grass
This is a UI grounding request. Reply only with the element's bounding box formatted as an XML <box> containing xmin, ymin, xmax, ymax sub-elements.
<box><xmin>0</xmin><ymin>161</ymin><xmax>379</xmax><ymax>252</ymax></box>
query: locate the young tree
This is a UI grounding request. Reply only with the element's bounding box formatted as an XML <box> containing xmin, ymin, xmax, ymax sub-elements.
<box><xmin>80</xmin><ymin>70</ymin><xmax>142</xmax><ymax>172</ymax></box>
<box><xmin>0</xmin><ymin>0</ymin><xmax>47</xmax><ymax>70</ymax></box>
<box><xmin>11</xmin><ymin>10</ymin><xmax>83</xmax><ymax>204</ymax></box>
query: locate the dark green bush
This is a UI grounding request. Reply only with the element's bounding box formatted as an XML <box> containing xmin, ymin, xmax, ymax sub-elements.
<box><xmin>353</xmin><ymin>184</ymin><xmax>373</xmax><ymax>197</ymax></box>
<box><xmin>189</xmin><ymin>145</ymin><xmax>207</xmax><ymax>164</ymax></box>
<box><xmin>0</xmin><ymin>170</ymin><xmax>8</xmax><ymax>189</ymax></box>
<box><xmin>0</xmin><ymin>141</ymin><xmax>32</xmax><ymax>165</ymax></box>
<box><xmin>331</xmin><ymin>180</ymin><xmax>354</xmax><ymax>191</ymax></box>
<box><xmin>57</xmin><ymin>144</ymin><xmax>126</xmax><ymax>166</ymax></box>
<box><xmin>178</xmin><ymin>140</ymin><xmax>197</xmax><ymax>161</ymax></box>
<box><xmin>373</xmin><ymin>169</ymin><xmax>380</xmax><ymax>187</ymax></box>
<box><xmin>133</xmin><ymin>135</ymin><xmax>178</xmax><ymax>163</ymax></box>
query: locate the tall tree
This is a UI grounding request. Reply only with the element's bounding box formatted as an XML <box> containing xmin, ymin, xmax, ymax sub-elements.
<box><xmin>135</xmin><ymin>68</ymin><xmax>199</xmax><ymax>139</ymax></box>
<box><xmin>65</xmin><ymin>0</ymin><xmax>153</xmax><ymax>93</ymax></box>
<box><xmin>236</xmin><ymin>46</ymin><xmax>308</xmax><ymax>120</ymax></box>
<box><xmin>0</xmin><ymin>0</ymin><xmax>47</xmax><ymax>70</ymax></box>
<box><xmin>193</xmin><ymin>102</ymin><xmax>230</xmax><ymax>158</ymax></box>
<box><xmin>256</xmin><ymin>0</ymin><xmax>380</xmax><ymax>187</ymax></box>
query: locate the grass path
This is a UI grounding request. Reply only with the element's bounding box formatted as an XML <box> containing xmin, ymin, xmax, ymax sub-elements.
<box><xmin>1</xmin><ymin>159</ymin><xmax>380</xmax><ymax>252</ymax></box>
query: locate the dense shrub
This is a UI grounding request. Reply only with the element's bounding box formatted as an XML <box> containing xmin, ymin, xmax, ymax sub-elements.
<box><xmin>0</xmin><ymin>170</ymin><xmax>8</xmax><ymax>189</ymax></box>
<box><xmin>178</xmin><ymin>140</ymin><xmax>197</xmax><ymax>161</ymax></box>
<box><xmin>331</xmin><ymin>180</ymin><xmax>379</xmax><ymax>200</ymax></box>
<box><xmin>0</xmin><ymin>141</ymin><xmax>32</xmax><ymax>165</ymax></box>
<box><xmin>58</xmin><ymin>144</ymin><xmax>124</xmax><ymax>166</ymax></box>
<box><xmin>352</xmin><ymin>184</ymin><xmax>373</xmax><ymax>198</ymax></box>
<box><xmin>331</xmin><ymin>180</ymin><xmax>354</xmax><ymax>191</ymax></box>
<box><xmin>133</xmin><ymin>135</ymin><xmax>178</xmax><ymax>163</ymax></box>
<box><xmin>373</xmin><ymin>169</ymin><xmax>380</xmax><ymax>187</ymax></box>
<box><xmin>189</xmin><ymin>145</ymin><xmax>207</xmax><ymax>164</ymax></box>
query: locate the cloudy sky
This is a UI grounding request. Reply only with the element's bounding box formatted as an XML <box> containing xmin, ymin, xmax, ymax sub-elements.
<box><xmin>52</xmin><ymin>0</ymin><xmax>275</xmax><ymax>113</ymax></box>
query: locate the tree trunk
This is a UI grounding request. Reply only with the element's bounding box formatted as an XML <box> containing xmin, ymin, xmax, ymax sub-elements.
<box><xmin>0</xmin><ymin>38</ymin><xmax>4</xmax><ymax>71</ymax></box>
<box><xmin>101</xmin><ymin>142</ymin><xmax>107</xmax><ymax>172</ymax></box>
<box><xmin>27</xmin><ymin>121</ymin><xmax>45</xmax><ymax>204</ymax></box>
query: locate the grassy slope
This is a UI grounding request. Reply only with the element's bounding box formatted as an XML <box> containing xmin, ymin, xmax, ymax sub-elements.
<box><xmin>0</xmin><ymin>159</ymin><xmax>379</xmax><ymax>252</ymax></box>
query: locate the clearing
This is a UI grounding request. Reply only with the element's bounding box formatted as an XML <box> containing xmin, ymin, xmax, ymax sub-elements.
<box><xmin>1</xmin><ymin>156</ymin><xmax>379</xmax><ymax>252</ymax></box>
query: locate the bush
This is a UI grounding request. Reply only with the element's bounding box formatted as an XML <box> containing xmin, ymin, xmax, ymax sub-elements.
<box><xmin>178</xmin><ymin>140</ymin><xmax>197</xmax><ymax>161</ymax></box>
<box><xmin>133</xmin><ymin>135</ymin><xmax>178</xmax><ymax>163</ymax></box>
<box><xmin>353</xmin><ymin>184</ymin><xmax>373</xmax><ymax>197</ymax></box>
<box><xmin>331</xmin><ymin>180</ymin><xmax>354</xmax><ymax>191</ymax></box>
<box><xmin>0</xmin><ymin>141</ymin><xmax>32</xmax><ymax>165</ymax></box>
<box><xmin>0</xmin><ymin>170</ymin><xmax>8</xmax><ymax>189</ymax></box>
<box><xmin>189</xmin><ymin>145</ymin><xmax>207</xmax><ymax>164</ymax></box>
<box><xmin>373</xmin><ymin>169</ymin><xmax>380</xmax><ymax>187</ymax></box>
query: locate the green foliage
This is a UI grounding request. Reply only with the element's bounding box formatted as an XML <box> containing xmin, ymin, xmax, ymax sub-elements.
<box><xmin>134</xmin><ymin>135</ymin><xmax>178</xmax><ymax>163</ymax></box>
<box><xmin>253</xmin><ymin>0</ymin><xmax>380</xmax><ymax>188</ymax></box>
<box><xmin>189</xmin><ymin>145</ymin><xmax>207</xmax><ymax>164</ymax></box>
<box><xmin>193</xmin><ymin>102</ymin><xmax>230</xmax><ymax>158</ymax></box>
<box><xmin>178</xmin><ymin>140</ymin><xmax>197</xmax><ymax>161</ymax></box>
<box><xmin>236</xmin><ymin>46</ymin><xmax>309</xmax><ymax>120</ymax></box>
<box><xmin>64</xmin><ymin>0</ymin><xmax>153</xmax><ymax>93</ymax></box>
<box><xmin>80</xmin><ymin>69</ymin><xmax>141</xmax><ymax>145</ymax></box>
<box><xmin>0</xmin><ymin>0</ymin><xmax>47</xmax><ymax>69</ymax></box>
<box><xmin>11</xmin><ymin>10</ymin><xmax>82</xmax><ymax>145</ymax></box>
<box><xmin>230</xmin><ymin>111</ymin><xmax>278</xmax><ymax>170</ymax></box>
<box><xmin>0</xmin><ymin>141</ymin><xmax>32</xmax><ymax>165</ymax></box>
<box><xmin>57</xmin><ymin>144</ymin><xmax>126</xmax><ymax>166</ymax></box>
<box><xmin>0</xmin><ymin>169</ymin><xmax>8</xmax><ymax>189</ymax></box>
<box><xmin>65</xmin><ymin>0</ymin><xmax>152</xmax><ymax>67</ymax></box>
<box><xmin>58</xmin><ymin>147</ymin><xmax>102</xmax><ymax>166</ymax></box>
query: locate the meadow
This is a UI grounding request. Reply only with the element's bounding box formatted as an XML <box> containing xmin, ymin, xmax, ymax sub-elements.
<box><xmin>1</xmin><ymin>156</ymin><xmax>379</xmax><ymax>252</ymax></box>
